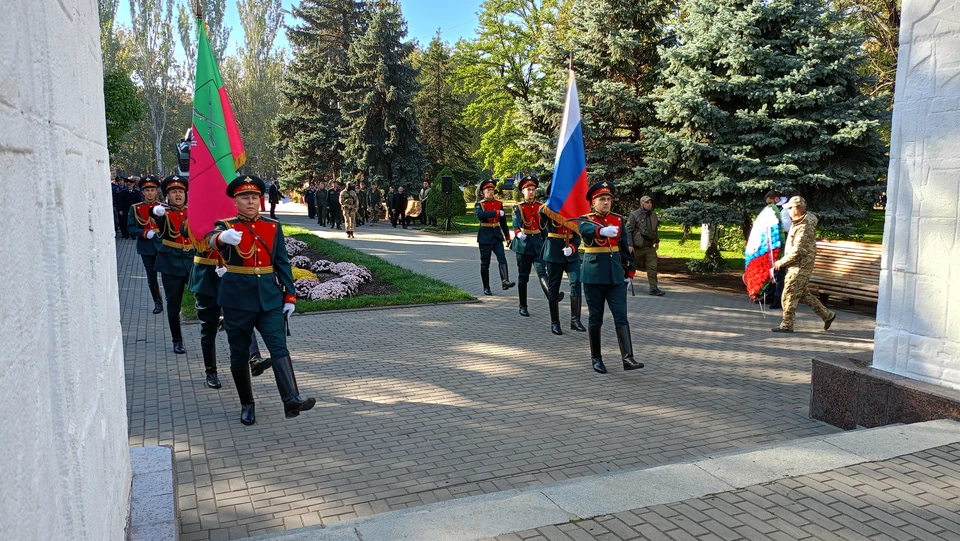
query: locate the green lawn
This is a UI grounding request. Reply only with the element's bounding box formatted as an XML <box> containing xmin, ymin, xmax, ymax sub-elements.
<box><xmin>657</xmin><ymin>223</ymin><xmax>746</xmax><ymax>270</ymax></box>
<box><xmin>181</xmin><ymin>224</ymin><xmax>474</xmax><ymax>320</ymax></box>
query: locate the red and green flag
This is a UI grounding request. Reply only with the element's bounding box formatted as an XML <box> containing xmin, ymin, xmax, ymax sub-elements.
<box><xmin>187</xmin><ymin>9</ymin><xmax>246</xmax><ymax>238</ymax></box>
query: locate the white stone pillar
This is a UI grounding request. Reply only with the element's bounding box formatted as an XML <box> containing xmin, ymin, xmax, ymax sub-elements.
<box><xmin>873</xmin><ymin>0</ymin><xmax>960</xmax><ymax>390</ymax></box>
<box><xmin>0</xmin><ymin>1</ymin><xmax>130</xmax><ymax>539</ymax></box>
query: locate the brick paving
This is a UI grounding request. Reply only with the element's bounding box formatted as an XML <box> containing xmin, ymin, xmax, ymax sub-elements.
<box><xmin>121</xmin><ymin>204</ymin><xmax>877</xmax><ymax>540</ymax></box>
<box><xmin>490</xmin><ymin>443</ymin><xmax>960</xmax><ymax>541</ymax></box>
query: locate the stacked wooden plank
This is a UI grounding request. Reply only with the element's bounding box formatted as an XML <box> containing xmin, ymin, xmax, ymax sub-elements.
<box><xmin>808</xmin><ymin>240</ymin><xmax>881</xmax><ymax>304</ymax></box>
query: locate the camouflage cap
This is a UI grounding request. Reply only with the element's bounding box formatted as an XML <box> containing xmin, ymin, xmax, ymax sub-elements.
<box><xmin>783</xmin><ymin>195</ymin><xmax>806</xmax><ymax>209</ymax></box>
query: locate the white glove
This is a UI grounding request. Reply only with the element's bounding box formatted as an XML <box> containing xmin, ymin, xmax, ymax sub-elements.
<box><xmin>152</xmin><ymin>205</ymin><xmax>166</xmax><ymax>217</ymax></box>
<box><xmin>562</xmin><ymin>246</ymin><xmax>573</xmax><ymax>257</ymax></box>
<box><xmin>499</xmin><ymin>210</ymin><xmax>505</xmax><ymax>217</ymax></box>
<box><xmin>146</xmin><ymin>230</ymin><xmax>156</xmax><ymax>240</ymax></box>
<box><xmin>215</xmin><ymin>266</ymin><xmax>227</xmax><ymax>278</ymax></box>
<box><xmin>624</xmin><ymin>278</ymin><xmax>631</xmax><ymax>286</ymax></box>
<box><xmin>283</xmin><ymin>303</ymin><xmax>295</xmax><ymax>317</ymax></box>
<box><xmin>219</xmin><ymin>229</ymin><xmax>242</xmax><ymax>246</ymax></box>
<box><xmin>516</xmin><ymin>232</ymin><xmax>527</xmax><ymax>240</ymax></box>
<box><xmin>599</xmin><ymin>225</ymin><xmax>619</xmax><ymax>237</ymax></box>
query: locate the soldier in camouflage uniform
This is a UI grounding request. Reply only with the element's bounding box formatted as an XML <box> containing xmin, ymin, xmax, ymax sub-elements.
<box><xmin>772</xmin><ymin>196</ymin><xmax>837</xmax><ymax>333</ymax></box>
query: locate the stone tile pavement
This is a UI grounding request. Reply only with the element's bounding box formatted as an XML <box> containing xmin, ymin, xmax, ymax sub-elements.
<box><xmin>121</xmin><ymin>204</ymin><xmax>877</xmax><ymax>540</ymax></box>
<box><xmin>490</xmin><ymin>443</ymin><xmax>960</xmax><ymax>541</ymax></box>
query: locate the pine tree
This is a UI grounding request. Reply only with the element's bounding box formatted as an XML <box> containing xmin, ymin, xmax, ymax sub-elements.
<box><xmin>275</xmin><ymin>0</ymin><xmax>366</xmax><ymax>186</ymax></box>
<box><xmin>521</xmin><ymin>0</ymin><xmax>674</xmax><ymax>209</ymax></box>
<box><xmin>413</xmin><ymin>33</ymin><xmax>478</xmax><ymax>182</ymax></box>
<box><xmin>645</xmin><ymin>0</ymin><xmax>888</xmax><ymax>237</ymax></box>
<box><xmin>341</xmin><ymin>0</ymin><xmax>425</xmax><ymax>190</ymax></box>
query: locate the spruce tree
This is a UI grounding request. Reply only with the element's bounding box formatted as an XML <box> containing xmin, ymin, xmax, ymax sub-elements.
<box><xmin>341</xmin><ymin>0</ymin><xmax>425</xmax><ymax>190</ymax></box>
<box><xmin>644</xmin><ymin>0</ymin><xmax>888</xmax><ymax>236</ymax></box>
<box><xmin>413</xmin><ymin>33</ymin><xmax>478</xmax><ymax>182</ymax></box>
<box><xmin>275</xmin><ymin>0</ymin><xmax>366</xmax><ymax>186</ymax></box>
<box><xmin>522</xmin><ymin>0</ymin><xmax>674</xmax><ymax>210</ymax></box>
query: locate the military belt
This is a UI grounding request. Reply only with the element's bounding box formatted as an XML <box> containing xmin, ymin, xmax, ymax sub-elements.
<box><xmin>481</xmin><ymin>223</ymin><xmax>499</xmax><ymax>227</ymax></box>
<box><xmin>547</xmin><ymin>233</ymin><xmax>569</xmax><ymax>239</ymax></box>
<box><xmin>162</xmin><ymin>239</ymin><xmax>192</xmax><ymax>251</ymax></box>
<box><xmin>583</xmin><ymin>246</ymin><xmax>619</xmax><ymax>253</ymax></box>
<box><xmin>521</xmin><ymin>229</ymin><xmax>541</xmax><ymax>235</ymax></box>
<box><xmin>193</xmin><ymin>256</ymin><xmax>218</xmax><ymax>265</ymax></box>
<box><xmin>225</xmin><ymin>265</ymin><xmax>274</xmax><ymax>275</ymax></box>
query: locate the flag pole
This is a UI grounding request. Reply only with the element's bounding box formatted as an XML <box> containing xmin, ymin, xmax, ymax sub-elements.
<box><xmin>195</xmin><ymin>0</ymin><xmax>202</xmax><ymax>19</ymax></box>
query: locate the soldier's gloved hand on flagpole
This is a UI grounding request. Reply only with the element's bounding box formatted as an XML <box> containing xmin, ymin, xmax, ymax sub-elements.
<box><xmin>219</xmin><ymin>229</ymin><xmax>243</xmax><ymax>246</ymax></box>
<box><xmin>146</xmin><ymin>230</ymin><xmax>156</xmax><ymax>240</ymax></box>
<box><xmin>152</xmin><ymin>205</ymin><xmax>166</xmax><ymax>217</ymax></box>
<box><xmin>599</xmin><ymin>225</ymin><xmax>619</xmax><ymax>237</ymax></box>
<box><xmin>562</xmin><ymin>246</ymin><xmax>573</xmax><ymax>257</ymax></box>
<box><xmin>516</xmin><ymin>231</ymin><xmax>527</xmax><ymax>240</ymax></box>
<box><xmin>283</xmin><ymin>303</ymin><xmax>295</xmax><ymax>318</ymax></box>
<box><xmin>215</xmin><ymin>266</ymin><xmax>227</xmax><ymax>278</ymax></box>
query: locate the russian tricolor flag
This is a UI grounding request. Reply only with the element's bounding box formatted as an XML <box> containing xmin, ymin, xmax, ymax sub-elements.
<box><xmin>545</xmin><ymin>68</ymin><xmax>590</xmax><ymax>221</ymax></box>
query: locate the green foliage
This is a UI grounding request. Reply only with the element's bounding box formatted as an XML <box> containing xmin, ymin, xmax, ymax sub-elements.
<box><xmin>716</xmin><ymin>226</ymin><xmax>746</xmax><ymax>254</ymax></box>
<box><xmin>644</xmin><ymin>0</ymin><xmax>888</xmax><ymax>238</ymax></box>
<box><xmin>341</xmin><ymin>0</ymin><xmax>426</xmax><ymax>187</ymax></box>
<box><xmin>426</xmin><ymin>168</ymin><xmax>468</xmax><ymax>229</ymax></box>
<box><xmin>660</xmin><ymin>201</ymin><xmax>742</xmax><ymax>229</ymax></box>
<box><xmin>103</xmin><ymin>69</ymin><xmax>145</xmax><ymax>156</ymax></box>
<box><xmin>522</xmin><ymin>0</ymin><xmax>674</xmax><ymax>208</ymax></box>
<box><xmin>412</xmin><ymin>33</ymin><xmax>479</xmax><ymax>181</ymax></box>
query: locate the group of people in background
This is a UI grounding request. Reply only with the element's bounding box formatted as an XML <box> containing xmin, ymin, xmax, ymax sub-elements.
<box><xmin>300</xmin><ymin>179</ymin><xmax>438</xmax><ymax>236</ymax></box>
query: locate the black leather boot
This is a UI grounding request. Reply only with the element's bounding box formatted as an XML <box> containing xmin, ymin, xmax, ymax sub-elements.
<box><xmin>169</xmin><ymin>313</ymin><xmax>185</xmax><ymax>354</ymax></box>
<box><xmin>481</xmin><ymin>267</ymin><xmax>492</xmax><ymax>296</ymax></box>
<box><xmin>588</xmin><ymin>327</ymin><xmax>606</xmax><ymax>373</ymax></box>
<box><xmin>518</xmin><ymin>283</ymin><xmax>529</xmax><ymax>316</ymax></box>
<box><xmin>570</xmin><ymin>295</ymin><xmax>587</xmax><ymax>332</ymax></box>
<box><xmin>201</xmin><ymin>344</ymin><xmax>221</xmax><ymax>389</ymax></box>
<box><xmin>549</xmin><ymin>299</ymin><xmax>562</xmax><ymax>336</ymax></box>
<box><xmin>272</xmin><ymin>355</ymin><xmax>316</xmax><ymax>418</ymax></box>
<box><xmin>617</xmin><ymin>325</ymin><xmax>644</xmax><ymax>370</ymax></box>
<box><xmin>249</xmin><ymin>352</ymin><xmax>272</xmax><ymax>377</ymax></box>
<box><xmin>150</xmin><ymin>283</ymin><xmax>163</xmax><ymax>314</ymax></box>
<box><xmin>539</xmin><ymin>277</ymin><xmax>563</xmax><ymax>302</ymax></box>
<box><xmin>499</xmin><ymin>263</ymin><xmax>515</xmax><ymax>290</ymax></box>
<box><xmin>231</xmin><ymin>367</ymin><xmax>256</xmax><ymax>425</ymax></box>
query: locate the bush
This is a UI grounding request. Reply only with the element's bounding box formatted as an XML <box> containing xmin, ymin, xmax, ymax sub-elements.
<box><xmin>716</xmin><ymin>226</ymin><xmax>746</xmax><ymax>253</ymax></box>
<box><xmin>426</xmin><ymin>167</ymin><xmax>467</xmax><ymax>229</ymax></box>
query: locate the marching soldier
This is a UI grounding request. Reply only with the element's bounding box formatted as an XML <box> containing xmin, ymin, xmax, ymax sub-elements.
<box><xmin>475</xmin><ymin>179</ymin><xmax>516</xmax><ymax>295</ymax></box>
<box><xmin>578</xmin><ymin>181</ymin><xmax>643</xmax><ymax>374</ymax></box>
<box><xmin>541</xmin><ymin>183</ymin><xmax>586</xmax><ymax>336</ymax></box>
<box><xmin>340</xmin><ymin>183</ymin><xmax>359</xmax><ymax>238</ymax></box>
<box><xmin>510</xmin><ymin>176</ymin><xmax>560</xmax><ymax>321</ymax></box>
<box><xmin>211</xmin><ymin>175</ymin><xmax>315</xmax><ymax>425</ymax></box>
<box><xmin>127</xmin><ymin>175</ymin><xmax>164</xmax><ymax>314</ymax></box>
<box><xmin>153</xmin><ymin>175</ymin><xmax>195</xmax><ymax>354</ymax></box>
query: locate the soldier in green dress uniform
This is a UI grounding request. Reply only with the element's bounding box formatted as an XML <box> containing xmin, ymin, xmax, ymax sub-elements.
<box><xmin>510</xmin><ymin>176</ymin><xmax>561</xmax><ymax>322</ymax></box>
<box><xmin>578</xmin><ymin>181</ymin><xmax>643</xmax><ymax>374</ymax></box>
<box><xmin>540</xmin><ymin>183</ymin><xmax>586</xmax><ymax>335</ymax></box>
<box><xmin>211</xmin><ymin>175</ymin><xmax>316</xmax><ymax>426</ymax></box>
<box><xmin>127</xmin><ymin>175</ymin><xmax>164</xmax><ymax>314</ymax></box>
<box><xmin>475</xmin><ymin>179</ymin><xmax>516</xmax><ymax>295</ymax></box>
<box><xmin>154</xmin><ymin>176</ymin><xmax>195</xmax><ymax>354</ymax></box>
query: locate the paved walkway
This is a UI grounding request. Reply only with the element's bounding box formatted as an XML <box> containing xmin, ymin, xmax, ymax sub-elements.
<box><xmin>120</xmin><ymin>204</ymin><xmax>877</xmax><ymax>540</ymax></box>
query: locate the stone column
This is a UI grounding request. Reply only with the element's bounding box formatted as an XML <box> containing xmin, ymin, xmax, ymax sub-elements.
<box><xmin>873</xmin><ymin>0</ymin><xmax>960</xmax><ymax>389</ymax></box>
<box><xmin>0</xmin><ymin>1</ymin><xmax>130</xmax><ymax>539</ymax></box>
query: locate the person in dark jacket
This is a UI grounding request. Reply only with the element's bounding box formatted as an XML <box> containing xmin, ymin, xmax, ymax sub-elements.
<box><xmin>268</xmin><ymin>178</ymin><xmax>280</xmax><ymax>218</ymax></box>
<box><xmin>118</xmin><ymin>177</ymin><xmax>142</xmax><ymax>238</ymax></box>
<box><xmin>315</xmin><ymin>180</ymin><xmax>328</xmax><ymax>226</ymax></box>
<box><xmin>392</xmin><ymin>186</ymin><xmax>408</xmax><ymax>228</ymax></box>
<box><xmin>327</xmin><ymin>180</ymin><xmax>343</xmax><ymax>229</ymax></box>
<box><xmin>304</xmin><ymin>182</ymin><xmax>317</xmax><ymax>219</ymax></box>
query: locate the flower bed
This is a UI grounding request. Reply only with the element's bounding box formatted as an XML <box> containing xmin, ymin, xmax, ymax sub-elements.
<box><xmin>287</xmin><ymin>239</ymin><xmax>374</xmax><ymax>300</ymax></box>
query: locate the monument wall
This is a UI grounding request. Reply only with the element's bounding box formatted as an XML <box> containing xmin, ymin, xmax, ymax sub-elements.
<box><xmin>0</xmin><ymin>1</ymin><xmax>131</xmax><ymax>539</ymax></box>
<box><xmin>873</xmin><ymin>0</ymin><xmax>960</xmax><ymax>389</ymax></box>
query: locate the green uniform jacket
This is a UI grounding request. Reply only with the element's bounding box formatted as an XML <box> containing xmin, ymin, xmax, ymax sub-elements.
<box><xmin>475</xmin><ymin>199</ymin><xmax>510</xmax><ymax>244</ymax></box>
<box><xmin>187</xmin><ymin>235</ymin><xmax>220</xmax><ymax>298</ymax></box>
<box><xmin>369</xmin><ymin>189</ymin><xmax>382</xmax><ymax>206</ymax></box>
<box><xmin>212</xmin><ymin>216</ymin><xmax>297</xmax><ymax>312</ymax></box>
<box><xmin>578</xmin><ymin>212</ymin><xmax>634</xmax><ymax>285</ymax></box>
<box><xmin>777</xmin><ymin>212</ymin><xmax>818</xmax><ymax>272</ymax></box>
<box><xmin>539</xmin><ymin>208</ymin><xmax>581</xmax><ymax>264</ymax></box>
<box><xmin>154</xmin><ymin>206</ymin><xmax>195</xmax><ymax>277</ymax></box>
<box><xmin>315</xmin><ymin>188</ymin><xmax>329</xmax><ymax>208</ymax></box>
<box><xmin>357</xmin><ymin>189</ymin><xmax>368</xmax><ymax>207</ymax></box>
<box><xmin>127</xmin><ymin>201</ymin><xmax>161</xmax><ymax>256</ymax></box>
<box><xmin>510</xmin><ymin>202</ymin><xmax>546</xmax><ymax>256</ymax></box>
